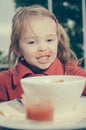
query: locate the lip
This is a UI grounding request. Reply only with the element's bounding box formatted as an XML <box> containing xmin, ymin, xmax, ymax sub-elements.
<box><xmin>36</xmin><ymin>54</ymin><xmax>50</xmax><ymax>59</ymax></box>
<box><xmin>34</xmin><ymin>51</ymin><xmax>53</xmax><ymax>59</ymax></box>
<box><xmin>37</xmin><ymin>56</ymin><xmax>50</xmax><ymax>64</ymax></box>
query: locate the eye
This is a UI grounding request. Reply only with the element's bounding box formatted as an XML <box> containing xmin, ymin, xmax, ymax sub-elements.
<box><xmin>28</xmin><ymin>40</ymin><xmax>35</xmax><ymax>44</ymax></box>
<box><xmin>47</xmin><ymin>38</ymin><xmax>54</xmax><ymax>42</ymax></box>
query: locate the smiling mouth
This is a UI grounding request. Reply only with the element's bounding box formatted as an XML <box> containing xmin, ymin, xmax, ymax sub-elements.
<box><xmin>35</xmin><ymin>51</ymin><xmax>53</xmax><ymax>59</ymax></box>
<box><xmin>37</xmin><ymin>56</ymin><xmax>50</xmax><ymax>64</ymax></box>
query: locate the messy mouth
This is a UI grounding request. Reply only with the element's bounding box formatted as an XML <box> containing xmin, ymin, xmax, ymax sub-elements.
<box><xmin>36</xmin><ymin>51</ymin><xmax>51</xmax><ymax>64</ymax></box>
<box><xmin>35</xmin><ymin>51</ymin><xmax>53</xmax><ymax>59</ymax></box>
<box><xmin>37</xmin><ymin>56</ymin><xmax>50</xmax><ymax>64</ymax></box>
<box><xmin>36</xmin><ymin>55</ymin><xmax>50</xmax><ymax>59</ymax></box>
<box><xmin>31</xmin><ymin>51</ymin><xmax>53</xmax><ymax>64</ymax></box>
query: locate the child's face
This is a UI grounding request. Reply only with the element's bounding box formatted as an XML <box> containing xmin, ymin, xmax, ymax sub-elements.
<box><xmin>19</xmin><ymin>16</ymin><xmax>58</xmax><ymax>69</ymax></box>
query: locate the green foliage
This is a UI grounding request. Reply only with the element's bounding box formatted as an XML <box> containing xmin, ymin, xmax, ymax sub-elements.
<box><xmin>0</xmin><ymin>51</ymin><xmax>8</xmax><ymax>71</ymax></box>
<box><xmin>14</xmin><ymin>0</ymin><xmax>48</xmax><ymax>8</ymax></box>
<box><xmin>0</xmin><ymin>51</ymin><xmax>3</xmax><ymax>56</ymax></box>
<box><xmin>53</xmin><ymin>0</ymin><xmax>84</xmax><ymax>66</ymax></box>
<box><xmin>0</xmin><ymin>52</ymin><xmax>8</xmax><ymax>64</ymax></box>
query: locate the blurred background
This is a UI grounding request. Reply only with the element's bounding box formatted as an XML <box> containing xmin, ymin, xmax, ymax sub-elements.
<box><xmin>0</xmin><ymin>0</ymin><xmax>86</xmax><ymax>71</ymax></box>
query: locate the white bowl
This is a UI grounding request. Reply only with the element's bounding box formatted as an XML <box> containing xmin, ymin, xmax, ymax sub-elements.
<box><xmin>20</xmin><ymin>75</ymin><xmax>86</xmax><ymax>119</ymax></box>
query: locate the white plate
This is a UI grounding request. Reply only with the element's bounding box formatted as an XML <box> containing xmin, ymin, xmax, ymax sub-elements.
<box><xmin>0</xmin><ymin>97</ymin><xmax>86</xmax><ymax>130</ymax></box>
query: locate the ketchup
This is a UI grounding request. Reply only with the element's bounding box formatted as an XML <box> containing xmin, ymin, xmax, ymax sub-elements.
<box><xmin>26</xmin><ymin>101</ymin><xmax>54</xmax><ymax>121</ymax></box>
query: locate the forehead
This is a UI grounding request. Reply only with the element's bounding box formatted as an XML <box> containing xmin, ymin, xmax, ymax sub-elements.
<box><xmin>21</xmin><ymin>15</ymin><xmax>57</xmax><ymax>36</ymax></box>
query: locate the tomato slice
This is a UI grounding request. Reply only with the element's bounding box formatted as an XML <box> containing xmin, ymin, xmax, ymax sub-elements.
<box><xmin>26</xmin><ymin>102</ymin><xmax>54</xmax><ymax>121</ymax></box>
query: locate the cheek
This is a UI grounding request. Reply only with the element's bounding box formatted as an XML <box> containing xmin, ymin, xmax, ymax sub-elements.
<box><xmin>19</xmin><ymin>49</ymin><xmax>29</xmax><ymax>59</ymax></box>
<box><xmin>52</xmin><ymin>44</ymin><xmax>58</xmax><ymax>53</ymax></box>
<box><xmin>20</xmin><ymin>46</ymin><xmax>34</xmax><ymax>56</ymax></box>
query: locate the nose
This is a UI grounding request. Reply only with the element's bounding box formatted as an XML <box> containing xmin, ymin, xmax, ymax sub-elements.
<box><xmin>38</xmin><ymin>43</ymin><xmax>48</xmax><ymax>51</ymax></box>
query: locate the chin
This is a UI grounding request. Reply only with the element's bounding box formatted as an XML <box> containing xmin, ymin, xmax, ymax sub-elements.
<box><xmin>38</xmin><ymin>64</ymin><xmax>50</xmax><ymax>70</ymax></box>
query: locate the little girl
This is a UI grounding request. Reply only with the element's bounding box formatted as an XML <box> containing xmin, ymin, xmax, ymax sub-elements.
<box><xmin>0</xmin><ymin>5</ymin><xmax>86</xmax><ymax>102</ymax></box>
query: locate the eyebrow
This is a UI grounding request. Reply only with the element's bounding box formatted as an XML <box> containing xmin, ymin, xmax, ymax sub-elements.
<box><xmin>22</xmin><ymin>36</ymin><xmax>38</xmax><ymax>41</ymax></box>
<box><xmin>22</xmin><ymin>34</ymin><xmax>57</xmax><ymax>41</ymax></box>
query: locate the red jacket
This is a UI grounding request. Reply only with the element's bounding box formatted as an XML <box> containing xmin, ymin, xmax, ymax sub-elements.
<box><xmin>0</xmin><ymin>58</ymin><xmax>86</xmax><ymax>102</ymax></box>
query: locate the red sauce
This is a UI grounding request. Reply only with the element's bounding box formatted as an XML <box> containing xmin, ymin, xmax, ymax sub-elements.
<box><xmin>26</xmin><ymin>102</ymin><xmax>54</xmax><ymax>121</ymax></box>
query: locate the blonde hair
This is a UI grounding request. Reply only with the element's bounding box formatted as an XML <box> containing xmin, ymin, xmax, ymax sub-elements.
<box><xmin>8</xmin><ymin>4</ymin><xmax>78</xmax><ymax>67</ymax></box>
